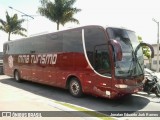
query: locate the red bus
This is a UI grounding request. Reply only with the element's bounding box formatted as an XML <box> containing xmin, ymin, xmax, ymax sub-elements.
<box><xmin>3</xmin><ymin>25</ymin><xmax>154</xmax><ymax>99</ymax></box>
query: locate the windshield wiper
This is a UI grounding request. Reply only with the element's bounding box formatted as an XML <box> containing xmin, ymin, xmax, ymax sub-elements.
<box><xmin>124</xmin><ymin>41</ymin><xmax>143</xmax><ymax>77</ymax></box>
<box><xmin>128</xmin><ymin>49</ymin><xmax>143</xmax><ymax>77</ymax></box>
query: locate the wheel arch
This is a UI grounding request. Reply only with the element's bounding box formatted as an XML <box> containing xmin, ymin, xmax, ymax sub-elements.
<box><xmin>13</xmin><ymin>69</ymin><xmax>20</xmax><ymax>78</ymax></box>
<box><xmin>66</xmin><ymin>75</ymin><xmax>82</xmax><ymax>89</ymax></box>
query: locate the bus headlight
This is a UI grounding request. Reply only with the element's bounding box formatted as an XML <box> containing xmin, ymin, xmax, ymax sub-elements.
<box><xmin>115</xmin><ymin>84</ymin><xmax>128</xmax><ymax>88</ymax></box>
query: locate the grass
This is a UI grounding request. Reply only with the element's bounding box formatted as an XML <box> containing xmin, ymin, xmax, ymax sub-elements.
<box><xmin>55</xmin><ymin>101</ymin><xmax>114</xmax><ymax>120</ymax></box>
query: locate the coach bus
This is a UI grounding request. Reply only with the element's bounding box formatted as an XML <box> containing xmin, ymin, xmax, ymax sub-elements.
<box><xmin>3</xmin><ymin>25</ymin><xmax>154</xmax><ymax>99</ymax></box>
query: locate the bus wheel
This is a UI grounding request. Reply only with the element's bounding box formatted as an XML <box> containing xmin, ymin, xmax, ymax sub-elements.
<box><xmin>69</xmin><ymin>78</ymin><xmax>83</xmax><ymax>97</ymax></box>
<box><xmin>14</xmin><ymin>70</ymin><xmax>21</xmax><ymax>82</ymax></box>
<box><xmin>155</xmin><ymin>88</ymin><xmax>160</xmax><ymax>97</ymax></box>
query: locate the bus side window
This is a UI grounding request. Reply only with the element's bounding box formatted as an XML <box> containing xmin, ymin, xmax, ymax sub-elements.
<box><xmin>63</xmin><ymin>30</ymin><xmax>83</xmax><ymax>52</ymax></box>
<box><xmin>95</xmin><ymin>46</ymin><xmax>111</xmax><ymax>75</ymax></box>
<box><xmin>45</xmin><ymin>33</ymin><xmax>63</xmax><ymax>53</ymax></box>
<box><xmin>84</xmin><ymin>27</ymin><xmax>111</xmax><ymax>77</ymax></box>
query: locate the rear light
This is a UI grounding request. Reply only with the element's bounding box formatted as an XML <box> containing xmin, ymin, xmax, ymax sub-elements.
<box><xmin>115</xmin><ymin>84</ymin><xmax>128</xmax><ymax>88</ymax></box>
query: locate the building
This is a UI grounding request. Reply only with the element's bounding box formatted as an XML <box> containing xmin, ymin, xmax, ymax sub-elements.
<box><xmin>150</xmin><ymin>44</ymin><xmax>160</xmax><ymax>71</ymax></box>
<box><xmin>144</xmin><ymin>44</ymin><xmax>160</xmax><ymax>72</ymax></box>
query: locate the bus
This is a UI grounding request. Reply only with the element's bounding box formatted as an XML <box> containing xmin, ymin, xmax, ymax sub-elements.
<box><xmin>3</xmin><ymin>25</ymin><xmax>154</xmax><ymax>99</ymax></box>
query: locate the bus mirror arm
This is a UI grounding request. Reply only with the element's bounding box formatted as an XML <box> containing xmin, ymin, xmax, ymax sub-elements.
<box><xmin>135</xmin><ymin>42</ymin><xmax>154</xmax><ymax>58</ymax></box>
<box><xmin>109</xmin><ymin>39</ymin><xmax>123</xmax><ymax>61</ymax></box>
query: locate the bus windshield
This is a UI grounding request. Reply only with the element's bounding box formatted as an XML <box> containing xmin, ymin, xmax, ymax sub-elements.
<box><xmin>107</xmin><ymin>28</ymin><xmax>144</xmax><ymax>78</ymax></box>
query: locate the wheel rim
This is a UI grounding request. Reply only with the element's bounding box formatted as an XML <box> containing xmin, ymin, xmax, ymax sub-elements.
<box><xmin>15</xmin><ymin>72</ymin><xmax>19</xmax><ymax>81</ymax></box>
<box><xmin>156</xmin><ymin>89</ymin><xmax>160</xmax><ymax>97</ymax></box>
<box><xmin>71</xmin><ymin>81</ymin><xmax>80</xmax><ymax>95</ymax></box>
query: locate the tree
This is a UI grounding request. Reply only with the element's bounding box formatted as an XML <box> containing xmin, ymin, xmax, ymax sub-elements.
<box><xmin>0</xmin><ymin>11</ymin><xmax>27</xmax><ymax>41</ymax></box>
<box><xmin>138</xmin><ymin>36</ymin><xmax>152</xmax><ymax>68</ymax></box>
<box><xmin>38</xmin><ymin>0</ymin><xmax>81</xmax><ymax>30</ymax></box>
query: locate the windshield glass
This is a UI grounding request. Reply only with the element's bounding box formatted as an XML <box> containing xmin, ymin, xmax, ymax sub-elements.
<box><xmin>107</xmin><ymin>27</ymin><xmax>144</xmax><ymax>78</ymax></box>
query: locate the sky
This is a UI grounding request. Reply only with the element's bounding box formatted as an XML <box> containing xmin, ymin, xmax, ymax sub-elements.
<box><xmin>0</xmin><ymin>0</ymin><xmax>160</xmax><ymax>51</ymax></box>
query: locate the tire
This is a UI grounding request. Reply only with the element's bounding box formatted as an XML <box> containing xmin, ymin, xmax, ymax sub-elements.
<box><xmin>14</xmin><ymin>70</ymin><xmax>21</xmax><ymax>82</ymax></box>
<box><xmin>155</xmin><ymin>88</ymin><xmax>160</xmax><ymax>97</ymax></box>
<box><xmin>69</xmin><ymin>78</ymin><xmax>83</xmax><ymax>97</ymax></box>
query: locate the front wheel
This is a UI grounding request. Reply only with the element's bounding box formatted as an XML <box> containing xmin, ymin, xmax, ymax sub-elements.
<box><xmin>14</xmin><ymin>70</ymin><xmax>21</xmax><ymax>82</ymax></box>
<box><xmin>69</xmin><ymin>78</ymin><xmax>83</xmax><ymax>97</ymax></box>
<box><xmin>155</xmin><ymin>88</ymin><xmax>160</xmax><ymax>97</ymax></box>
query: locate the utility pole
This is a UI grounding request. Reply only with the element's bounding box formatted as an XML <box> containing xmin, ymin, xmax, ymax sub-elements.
<box><xmin>153</xmin><ymin>18</ymin><xmax>159</xmax><ymax>72</ymax></box>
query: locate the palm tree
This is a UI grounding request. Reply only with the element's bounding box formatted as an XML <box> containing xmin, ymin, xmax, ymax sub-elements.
<box><xmin>38</xmin><ymin>0</ymin><xmax>81</xmax><ymax>30</ymax></box>
<box><xmin>0</xmin><ymin>11</ymin><xmax>27</xmax><ymax>41</ymax></box>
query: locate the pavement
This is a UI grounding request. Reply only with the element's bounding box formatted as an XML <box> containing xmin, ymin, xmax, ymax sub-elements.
<box><xmin>0</xmin><ymin>75</ymin><xmax>99</xmax><ymax>120</ymax></box>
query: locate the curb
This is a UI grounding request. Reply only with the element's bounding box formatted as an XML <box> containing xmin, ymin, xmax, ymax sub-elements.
<box><xmin>48</xmin><ymin>100</ymin><xmax>115</xmax><ymax>120</ymax></box>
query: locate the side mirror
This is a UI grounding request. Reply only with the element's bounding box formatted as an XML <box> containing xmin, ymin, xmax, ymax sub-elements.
<box><xmin>109</xmin><ymin>39</ymin><xmax>122</xmax><ymax>61</ymax></box>
<box><xmin>135</xmin><ymin>42</ymin><xmax>154</xmax><ymax>58</ymax></box>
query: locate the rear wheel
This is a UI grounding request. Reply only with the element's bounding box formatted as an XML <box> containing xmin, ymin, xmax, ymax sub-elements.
<box><xmin>69</xmin><ymin>78</ymin><xmax>83</xmax><ymax>97</ymax></box>
<box><xmin>14</xmin><ymin>70</ymin><xmax>21</xmax><ymax>82</ymax></box>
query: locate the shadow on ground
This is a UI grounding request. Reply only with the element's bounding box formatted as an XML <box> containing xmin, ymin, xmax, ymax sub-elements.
<box><xmin>0</xmin><ymin>77</ymin><xmax>150</xmax><ymax>116</ymax></box>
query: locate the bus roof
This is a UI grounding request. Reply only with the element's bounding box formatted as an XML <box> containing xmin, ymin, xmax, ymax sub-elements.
<box><xmin>4</xmin><ymin>25</ymin><xmax>134</xmax><ymax>44</ymax></box>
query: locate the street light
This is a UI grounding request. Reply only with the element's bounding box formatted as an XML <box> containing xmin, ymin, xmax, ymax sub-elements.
<box><xmin>8</xmin><ymin>6</ymin><xmax>34</xmax><ymax>36</ymax></box>
<box><xmin>152</xmin><ymin>18</ymin><xmax>159</xmax><ymax>72</ymax></box>
<box><xmin>8</xmin><ymin>6</ymin><xmax>34</xmax><ymax>19</ymax></box>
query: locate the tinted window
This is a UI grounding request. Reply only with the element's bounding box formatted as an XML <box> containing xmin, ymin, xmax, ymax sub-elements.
<box><xmin>63</xmin><ymin>30</ymin><xmax>83</xmax><ymax>52</ymax></box>
<box><xmin>84</xmin><ymin>27</ymin><xmax>111</xmax><ymax>76</ymax></box>
<box><xmin>29</xmin><ymin>34</ymin><xmax>62</xmax><ymax>53</ymax></box>
<box><xmin>30</xmin><ymin>36</ymin><xmax>46</xmax><ymax>53</ymax></box>
<box><xmin>44</xmin><ymin>33</ymin><xmax>63</xmax><ymax>53</ymax></box>
<box><xmin>7</xmin><ymin>40</ymin><xmax>33</xmax><ymax>54</ymax></box>
<box><xmin>5</xmin><ymin>29</ymin><xmax>83</xmax><ymax>54</ymax></box>
<box><xmin>18</xmin><ymin>40</ymin><xmax>33</xmax><ymax>54</ymax></box>
<box><xmin>6</xmin><ymin>33</ymin><xmax>63</xmax><ymax>54</ymax></box>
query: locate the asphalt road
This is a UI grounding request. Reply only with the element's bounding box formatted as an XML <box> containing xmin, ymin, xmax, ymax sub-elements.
<box><xmin>0</xmin><ymin>75</ymin><xmax>160</xmax><ymax>120</ymax></box>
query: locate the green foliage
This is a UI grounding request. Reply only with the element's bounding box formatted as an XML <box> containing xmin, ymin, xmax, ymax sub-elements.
<box><xmin>138</xmin><ymin>36</ymin><xmax>142</xmax><ymax>41</ymax></box>
<box><xmin>38</xmin><ymin>0</ymin><xmax>81</xmax><ymax>30</ymax></box>
<box><xmin>138</xmin><ymin>36</ymin><xmax>151</xmax><ymax>59</ymax></box>
<box><xmin>0</xmin><ymin>11</ymin><xmax>27</xmax><ymax>41</ymax></box>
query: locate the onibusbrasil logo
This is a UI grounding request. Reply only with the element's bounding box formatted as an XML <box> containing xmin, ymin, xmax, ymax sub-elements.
<box><xmin>8</xmin><ymin>55</ymin><xmax>13</xmax><ymax>68</ymax></box>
